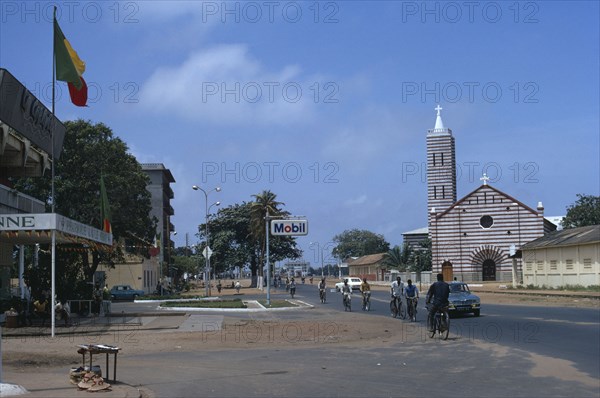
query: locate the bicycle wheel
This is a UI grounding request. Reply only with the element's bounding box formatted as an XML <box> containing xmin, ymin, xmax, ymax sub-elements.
<box><xmin>441</xmin><ymin>312</ymin><xmax>450</xmax><ymax>340</ymax></box>
<box><xmin>407</xmin><ymin>302</ymin><xmax>414</xmax><ymax>321</ymax></box>
<box><xmin>398</xmin><ymin>301</ymin><xmax>406</xmax><ymax>319</ymax></box>
<box><xmin>390</xmin><ymin>300</ymin><xmax>397</xmax><ymax>318</ymax></box>
<box><xmin>428</xmin><ymin>315</ymin><xmax>436</xmax><ymax>338</ymax></box>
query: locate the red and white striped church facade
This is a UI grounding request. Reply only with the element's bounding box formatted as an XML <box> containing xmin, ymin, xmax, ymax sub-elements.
<box><xmin>426</xmin><ymin>106</ymin><xmax>556</xmax><ymax>282</ymax></box>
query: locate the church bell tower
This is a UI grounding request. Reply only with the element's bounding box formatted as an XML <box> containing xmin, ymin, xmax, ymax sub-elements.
<box><xmin>427</xmin><ymin>105</ymin><xmax>457</xmax><ymax>215</ymax></box>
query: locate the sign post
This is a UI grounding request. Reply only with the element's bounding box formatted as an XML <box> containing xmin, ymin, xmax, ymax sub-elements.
<box><xmin>265</xmin><ymin>218</ymin><xmax>308</xmax><ymax>306</ymax></box>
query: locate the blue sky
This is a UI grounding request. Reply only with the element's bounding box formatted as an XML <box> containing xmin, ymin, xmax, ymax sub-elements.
<box><xmin>1</xmin><ymin>1</ymin><xmax>599</xmax><ymax>266</ymax></box>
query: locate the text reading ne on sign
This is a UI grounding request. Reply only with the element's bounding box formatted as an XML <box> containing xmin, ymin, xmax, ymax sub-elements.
<box><xmin>271</xmin><ymin>220</ymin><xmax>308</xmax><ymax>236</ymax></box>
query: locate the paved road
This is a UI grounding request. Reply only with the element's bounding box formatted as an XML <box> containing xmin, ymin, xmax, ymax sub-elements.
<box><xmin>108</xmin><ymin>283</ymin><xmax>599</xmax><ymax>397</ymax></box>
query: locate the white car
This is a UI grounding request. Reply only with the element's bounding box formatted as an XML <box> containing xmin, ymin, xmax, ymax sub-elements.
<box><xmin>335</xmin><ymin>277</ymin><xmax>363</xmax><ymax>292</ymax></box>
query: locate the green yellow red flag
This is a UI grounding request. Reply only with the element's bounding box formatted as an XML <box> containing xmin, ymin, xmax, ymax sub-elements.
<box><xmin>100</xmin><ymin>175</ymin><xmax>112</xmax><ymax>234</ymax></box>
<box><xmin>53</xmin><ymin>10</ymin><xmax>88</xmax><ymax>106</ymax></box>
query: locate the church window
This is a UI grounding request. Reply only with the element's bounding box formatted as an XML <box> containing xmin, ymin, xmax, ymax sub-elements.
<box><xmin>442</xmin><ymin>186</ymin><xmax>445</xmax><ymax>199</ymax></box>
<box><xmin>484</xmin><ymin>192</ymin><xmax>487</xmax><ymax>203</ymax></box>
<box><xmin>441</xmin><ymin>153</ymin><xmax>444</xmax><ymax>165</ymax></box>
<box><xmin>433</xmin><ymin>153</ymin><xmax>436</xmax><ymax>166</ymax></box>
<box><xmin>480</xmin><ymin>215</ymin><xmax>494</xmax><ymax>229</ymax></box>
<box><xmin>434</xmin><ymin>186</ymin><xmax>437</xmax><ymax>199</ymax></box>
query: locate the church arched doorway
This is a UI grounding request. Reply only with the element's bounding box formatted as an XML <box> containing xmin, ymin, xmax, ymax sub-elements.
<box><xmin>441</xmin><ymin>261</ymin><xmax>453</xmax><ymax>281</ymax></box>
<box><xmin>482</xmin><ymin>259</ymin><xmax>496</xmax><ymax>281</ymax></box>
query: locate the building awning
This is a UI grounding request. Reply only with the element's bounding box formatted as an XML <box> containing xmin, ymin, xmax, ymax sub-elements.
<box><xmin>0</xmin><ymin>213</ymin><xmax>112</xmax><ymax>249</ymax></box>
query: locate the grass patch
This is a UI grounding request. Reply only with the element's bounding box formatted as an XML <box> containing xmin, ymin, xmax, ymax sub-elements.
<box><xmin>257</xmin><ymin>299</ymin><xmax>298</xmax><ymax>308</ymax></box>
<box><xmin>138</xmin><ymin>294</ymin><xmax>189</xmax><ymax>300</ymax></box>
<box><xmin>161</xmin><ymin>299</ymin><xmax>246</xmax><ymax>309</ymax></box>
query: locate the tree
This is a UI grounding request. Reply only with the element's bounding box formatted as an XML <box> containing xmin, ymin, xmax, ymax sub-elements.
<box><xmin>331</xmin><ymin>229</ymin><xmax>390</xmax><ymax>260</ymax></box>
<box><xmin>382</xmin><ymin>243</ymin><xmax>413</xmax><ymax>272</ymax></box>
<box><xmin>410</xmin><ymin>238</ymin><xmax>432</xmax><ymax>273</ymax></box>
<box><xmin>562</xmin><ymin>194</ymin><xmax>600</xmax><ymax>229</ymax></box>
<box><xmin>198</xmin><ymin>197</ymin><xmax>301</xmax><ymax>287</ymax></box>
<box><xmin>14</xmin><ymin>119</ymin><xmax>156</xmax><ymax>298</ymax></box>
<box><xmin>250</xmin><ymin>190</ymin><xmax>284</xmax><ymax>282</ymax></box>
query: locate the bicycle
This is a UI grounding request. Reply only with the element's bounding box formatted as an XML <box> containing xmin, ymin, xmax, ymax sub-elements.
<box><xmin>361</xmin><ymin>291</ymin><xmax>371</xmax><ymax>311</ymax></box>
<box><xmin>343</xmin><ymin>292</ymin><xmax>352</xmax><ymax>312</ymax></box>
<box><xmin>319</xmin><ymin>288</ymin><xmax>327</xmax><ymax>304</ymax></box>
<box><xmin>390</xmin><ymin>295</ymin><xmax>406</xmax><ymax>319</ymax></box>
<box><xmin>406</xmin><ymin>296</ymin><xmax>418</xmax><ymax>322</ymax></box>
<box><xmin>427</xmin><ymin>305</ymin><xmax>450</xmax><ymax>340</ymax></box>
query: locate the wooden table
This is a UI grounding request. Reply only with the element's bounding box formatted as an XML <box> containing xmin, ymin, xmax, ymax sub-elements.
<box><xmin>76</xmin><ymin>344</ymin><xmax>121</xmax><ymax>383</ymax></box>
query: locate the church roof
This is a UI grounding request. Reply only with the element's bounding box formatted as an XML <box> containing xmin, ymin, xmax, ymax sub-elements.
<box><xmin>521</xmin><ymin>225</ymin><xmax>600</xmax><ymax>250</ymax></box>
<box><xmin>433</xmin><ymin>184</ymin><xmax>542</xmax><ymax>220</ymax></box>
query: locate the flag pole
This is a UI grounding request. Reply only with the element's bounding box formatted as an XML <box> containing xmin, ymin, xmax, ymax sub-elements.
<box><xmin>50</xmin><ymin>5</ymin><xmax>57</xmax><ymax>338</ymax></box>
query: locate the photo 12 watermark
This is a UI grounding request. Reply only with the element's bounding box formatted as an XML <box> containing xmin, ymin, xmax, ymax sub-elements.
<box><xmin>1</xmin><ymin>1</ymin><xmax>140</xmax><ymax>24</ymax></box>
<box><xmin>400</xmin><ymin>1</ymin><xmax>540</xmax><ymax>24</ymax></box>
<box><xmin>201</xmin><ymin>320</ymin><xmax>340</xmax><ymax>344</ymax></box>
<box><xmin>199</xmin><ymin>1</ymin><xmax>340</xmax><ymax>24</ymax></box>
<box><xmin>25</xmin><ymin>80</ymin><xmax>140</xmax><ymax>105</ymax></box>
<box><xmin>201</xmin><ymin>161</ymin><xmax>340</xmax><ymax>184</ymax></box>
<box><xmin>201</xmin><ymin>81</ymin><xmax>339</xmax><ymax>104</ymax></box>
<box><xmin>401</xmin><ymin>161</ymin><xmax>540</xmax><ymax>184</ymax></box>
<box><xmin>401</xmin><ymin>81</ymin><xmax>540</xmax><ymax>104</ymax></box>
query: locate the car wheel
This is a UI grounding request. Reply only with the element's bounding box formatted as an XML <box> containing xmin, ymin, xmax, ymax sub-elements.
<box><xmin>473</xmin><ymin>309</ymin><xmax>480</xmax><ymax>317</ymax></box>
<box><xmin>111</xmin><ymin>295</ymin><xmax>116</xmax><ymax>301</ymax></box>
<box><xmin>133</xmin><ymin>294</ymin><xmax>139</xmax><ymax>300</ymax></box>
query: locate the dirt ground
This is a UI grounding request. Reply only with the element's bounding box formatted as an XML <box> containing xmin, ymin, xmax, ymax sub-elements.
<box><xmin>2</xmin><ymin>285</ymin><xmax>598</xmax><ymax>372</ymax></box>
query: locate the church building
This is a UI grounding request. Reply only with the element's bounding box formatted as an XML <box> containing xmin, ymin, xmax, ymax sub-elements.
<box><xmin>426</xmin><ymin>106</ymin><xmax>556</xmax><ymax>282</ymax></box>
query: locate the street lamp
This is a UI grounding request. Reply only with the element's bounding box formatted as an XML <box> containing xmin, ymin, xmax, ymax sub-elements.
<box><xmin>192</xmin><ymin>185</ymin><xmax>221</xmax><ymax>297</ymax></box>
<box><xmin>310</xmin><ymin>241</ymin><xmax>325</xmax><ymax>278</ymax></box>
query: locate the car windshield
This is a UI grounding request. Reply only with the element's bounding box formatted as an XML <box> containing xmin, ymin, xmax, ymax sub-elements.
<box><xmin>450</xmin><ymin>284</ymin><xmax>469</xmax><ymax>293</ymax></box>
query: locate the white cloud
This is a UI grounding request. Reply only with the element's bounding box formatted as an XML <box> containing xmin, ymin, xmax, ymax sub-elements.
<box><xmin>344</xmin><ymin>194</ymin><xmax>368</xmax><ymax>206</ymax></box>
<box><xmin>139</xmin><ymin>44</ymin><xmax>315</xmax><ymax>125</ymax></box>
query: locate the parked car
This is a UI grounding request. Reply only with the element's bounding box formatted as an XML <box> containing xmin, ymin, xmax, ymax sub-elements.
<box><xmin>335</xmin><ymin>277</ymin><xmax>363</xmax><ymax>292</ymax></box>
<box><xmin>110</xmin><ymin>285</ymin><xmax>145</xmax><ymax>301</ymax></box>
<box><xmin>448</xmin><ymin>282</ymin><xmax>480</xmax><ymax>317</ymax></box>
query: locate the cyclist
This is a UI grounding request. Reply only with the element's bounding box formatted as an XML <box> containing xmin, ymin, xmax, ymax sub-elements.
<box><xmin>404</xmin><ymin>279</ymin><xmax>419</xmax><ymax>318</ymax></box>
<box><xmin>341</xmin><ymin>279</ymin><xmax>352</xmax><ymax>309</ymax></box>
<box><xmin>426</xmin><ymin>273</ymin><xmax>450</xmax><ymax>332</ymax></box>
<box><xmin>391</xmin><ymin>275</ymin><xmax>404</xmax><ymax>304</ymax></box>
<box><xmin>318</xmin><ymin>278</ymin><xmax>327</xmax><ymax>302</ymax></box>
<box><xmin>360</xmin><ymin>278</ymin><xmax>371</xmax><ymax>310</ymax></box>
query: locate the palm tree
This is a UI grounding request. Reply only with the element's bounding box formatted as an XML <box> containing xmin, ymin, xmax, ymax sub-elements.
<box><xmin>382</xmin><ymin>245</ymin><xmax>403</xmax><ymax>270</ymax></box>
<box><xmin>249</xmin><ymin>190</ymin><xmax>284</xmax><ymax>281</ymax></box>
<box><xmin>382</xmin><ymin>243</ymin><xmax>413</xmax><ymax>272</ymax></box>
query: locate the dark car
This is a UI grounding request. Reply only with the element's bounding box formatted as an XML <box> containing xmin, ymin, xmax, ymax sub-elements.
<box><xmin>110</xmin><ymin>285</ymin><xmax>145</xmax><ymax>301</ymax></box>
<box><xmin>448</xmin><ymin>282</ymin><xmax>480</xmax><ymax>317</ymax></box>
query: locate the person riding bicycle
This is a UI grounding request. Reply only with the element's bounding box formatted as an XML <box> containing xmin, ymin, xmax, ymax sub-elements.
<box><xmin>404</xmin><ymin>279</ymin><xmax>419</xmax><ymax>315</ymax></box>
<box><xmin>360</xmin><ymin>278</ymin><xmax>371</xmax><ymax>308</ymax></box>
<box><xmin>318</xmin><ymin>278</ymin><xmax>327</xmax><ymax>300</ymax></box>
<box><xmin>404</xmin><ymin>279</ymin><xmax>419</xmax><ymax>302</ymax></box>
<box><xmin>426</xmin><ymin>273</ymin><xmax>450</xmax><ymax>332</ymax></box>
<box><xmin>341</xmin><ymin>279</ymin><xmax>352</xmax><ymax>300</ymax></box>
<box><xmin>391</xmin><ymin>276</ymin><xmax>404</xmax><ymax>299</ymax></box>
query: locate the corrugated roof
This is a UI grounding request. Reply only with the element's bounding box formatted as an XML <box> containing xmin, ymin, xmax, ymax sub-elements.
<box><xmin>348</xmin><ymin>253</ymin><xmax>387</xmax><ymax>266</ymax></box>
<box><xmin>403</xmin><ymin>227</ymin><xmax>429</xmax><ymax>235</ymax></box>
<box><xmin>521</xmin><ymin>225</ymin><xmax>600</xmax><ymax>250</ymax></box>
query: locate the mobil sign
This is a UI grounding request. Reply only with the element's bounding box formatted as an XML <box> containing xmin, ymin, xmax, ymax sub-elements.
<box><xmin>271</xmin><ymin>219</ymin><xmax>308</xmax><ymax>236</ymax></box>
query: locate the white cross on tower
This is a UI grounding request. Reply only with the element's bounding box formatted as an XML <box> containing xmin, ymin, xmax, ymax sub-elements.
<box><xmin>480</xmin><ymin>173</ymin><xmax>490</xmax><ymax>185</ymax></box>
<box><xmin>435</xmin><ymin>104</ymin><xmax>443</xmax><ymax>116</ymax></box>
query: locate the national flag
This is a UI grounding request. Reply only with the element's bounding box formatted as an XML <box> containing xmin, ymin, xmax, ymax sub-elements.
<box><xmin>53</xmin><ymin>10</ymin><xmax>88</xmax><ymax>106</ymax></box>
<box><xmin>100</xmin><ymin>175</ymin><xmax>112</xmax><ymax>234</ymax></box>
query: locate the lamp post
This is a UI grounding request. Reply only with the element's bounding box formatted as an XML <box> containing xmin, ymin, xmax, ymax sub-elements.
<box><xmin>192</xmin><ymin>185</ymin><xmax>221</xmax><ymax>297</ymax></box>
